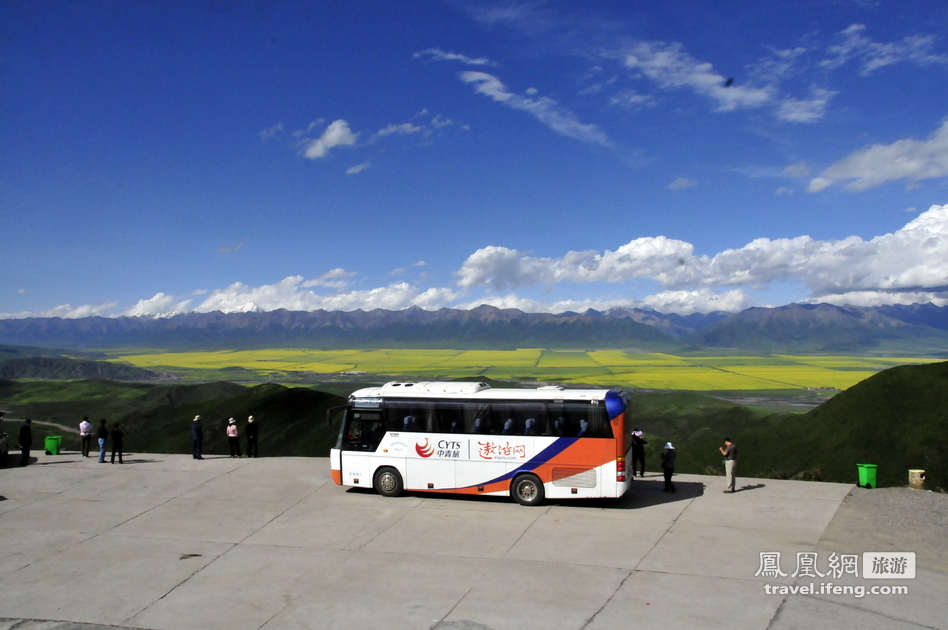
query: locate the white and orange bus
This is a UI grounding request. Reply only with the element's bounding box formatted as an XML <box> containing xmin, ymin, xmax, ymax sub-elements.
<box><xmin>329</xmin><ymin>381</ymin><xmax>632</xmax><ymax>505</ymax></box>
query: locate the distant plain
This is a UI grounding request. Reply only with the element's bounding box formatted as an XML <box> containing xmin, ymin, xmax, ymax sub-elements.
<box><xmin>109</xmin><ymin>348</ymin><xmax>940</xmax><ymax>392</ymax></box>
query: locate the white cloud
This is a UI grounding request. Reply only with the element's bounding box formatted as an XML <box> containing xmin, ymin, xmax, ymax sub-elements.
<box><xmin>640</xmin><ymin>289</ymin><xmax>752</xmax><ymax>315</ymax></box>
<box><xmin>808</xmin><ymin>120</ymin><xmax>948</xmax><ymax>192</ymax></box>
<box><xmin>4</xmin><ymin>302</ymin><xmax>120</xmax><ymax>320</ymax></box>
<box><xmin>124</xmin><ymin>293</ymin><xmax>192</xmax><ymax>317</ymax></box>
<box><xmin>455</xmin><ymin>204</ymin><xmax>948</xmax><ymax>306</ymax></box>
<box><xmin>776</xmin><ymin>87</ymin><xmax>836</xmax><ymax>123</ymax></box>
<box><xmin>346</xmin><ymin>162</ymin><xmax>371</xmax><ymax>175</ymax></box>
<box><xmin>301</xmin><ymin>268</ymin><xmax>358</xmax><ymax>291</ymax></box>
<box><xmin>413</xmin><ymin>48</ymin><xmax>496</xmax><ymax>66</ymax></box>
<box><xmin>608</xmin><ymin>89</ymin><xmax>657</xmax><ymax>110</ymax></box>
<box><xmin>301</xmin><ymin>119</ymin><xmax>358</xmax><ymax>159</ymax></box>
<box><xmin>667</xmin><ymin>177</ymin><xmax>697</xmax><ymax>190</ymax></box>
<box><xmin>459</xmin><ymin>71</ymin><xmax>612</xmax><ymax>146</ymax></box>
<box><xmin>218</xmin><ymin>241</ymin><xmax>245</xmax><ymax>253</ymax></box>
<box><xmin>259</xmin><ymin>122</ymin><xmax>283</xmax><ymax>142</ymax></box>
<box><xmin>822</xmin><ymin>24</ymin><xmax>948</xmax><ymax>76</ymax></box>
<box><xmin>621</xmin><ymin>42</ymin><xmax>772</xmax><ymax>112</ymax></box>
<box><xmin>377</xmin><ymin>123</ymin><xmax>424</xmax><ymax>137</ymax></box>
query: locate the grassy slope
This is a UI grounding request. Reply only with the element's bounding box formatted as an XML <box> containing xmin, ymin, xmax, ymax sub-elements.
<box><xmin>629</xmin><ymin>362</ymin><xmax>948</xmax><ymax>489</ymax></box>
<box><xmin>115</xmin><ymin>383</ymin><xmax>345</xmax><ymax>457</ymax></box>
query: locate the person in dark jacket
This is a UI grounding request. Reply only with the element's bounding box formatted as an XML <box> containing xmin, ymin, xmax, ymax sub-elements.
<box><xmin>245</xmin><ymin>415</ymin><xmax>259</xmax><ymax>458</ymax></box>
<box><xmin>110</xmin><ymin>423</ymin><xmax>124</xmax><ymax>464</ymax></box>
<box><xmin>191</xmin><ymin>415</ymin><xmax>204</xmax><ymax>459</ymax></box>
<box><xmin>18</xmin><ymin>418</ymin><xmax>33</xmax><ymax>466</ymax></box>
<box><xmin>97</xmin><ymin>419</ymin><xmax>109</xmax><ymax>463</ymax></box>
<box><xmin>661</xmin><ymin>442</ymin><xmax>676</xmax><ymax>493</ymax></box>
<box><xmin>631</xmin><ymin>429</ymin><xmax>647</xmax><ymax>477</ymax></box>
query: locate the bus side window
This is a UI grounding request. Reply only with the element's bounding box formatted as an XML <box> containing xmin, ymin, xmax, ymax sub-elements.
<box><xmin>465</xmin><ymin>403</ymin><xmax>493</xmax><ymax>434</ymax></box>
<box><xmin>384</xmin><ymin>402</ymin><xmax>426</xmax><ymax>432</ymax></box>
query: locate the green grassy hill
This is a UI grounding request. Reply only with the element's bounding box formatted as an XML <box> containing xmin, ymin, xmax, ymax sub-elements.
<box><xmin>117</xmin><ymin>383</ymin><xmax>344</xmax><ymax>457</ymax></box>
<box><xmin>0</xmin><ymin>357</ymin><xmax>158</xmax><ymax>380</ymax></box>
<box><xmin>631</xmin><ymin>362</ymin><xmax>947</xmax><ymax>490</ymax></box>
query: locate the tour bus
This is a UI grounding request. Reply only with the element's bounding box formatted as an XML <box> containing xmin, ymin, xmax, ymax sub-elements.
<box><xmin>329</xmin><ymin>381</ymin><xmax>632</xmax><ymax>506</ymax></box>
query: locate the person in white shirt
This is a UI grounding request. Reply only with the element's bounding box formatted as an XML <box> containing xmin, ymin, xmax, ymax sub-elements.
<box><xmin>79</xmin><ymin>416</ymin><xmax>93</xmax><ymax>458</ymax></box>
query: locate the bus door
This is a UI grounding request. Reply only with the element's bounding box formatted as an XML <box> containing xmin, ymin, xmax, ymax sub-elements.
<box><xmin>339</xmin><ymin>410</ymin><xmax>385</xmax><ymax>484</ymax></box>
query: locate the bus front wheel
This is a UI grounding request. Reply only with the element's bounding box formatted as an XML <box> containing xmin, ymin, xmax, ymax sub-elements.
<box><xmin>374</xmin><ymin>467</ymin><xmax>403</xmax><ymax>498</ymax></box>
<box><xmin>512</xmin><ymin>474</ymin><xmax>545</xmax><ymax>506</ymax></box>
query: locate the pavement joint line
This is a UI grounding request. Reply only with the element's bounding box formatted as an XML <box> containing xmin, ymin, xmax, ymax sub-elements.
<box><xmin>430</xmin><ymin>559</ymin><xmax>495</xmax><ymax>629</ymax></box>
<box><xmin>579</xmin><ymin>567</ymin><xmax>635</xmax><ymax>630</ymax></box>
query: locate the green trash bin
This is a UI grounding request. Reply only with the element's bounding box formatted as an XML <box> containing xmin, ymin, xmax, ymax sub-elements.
<box><xmin>857</xmin><ymin>463</ymin><xmax>878</xmax><ymax>489</ymax></box>
<box><xmin>45</xmin><ymin>435</ymin><xmax>62</xmax><ymax>455</ymax></box>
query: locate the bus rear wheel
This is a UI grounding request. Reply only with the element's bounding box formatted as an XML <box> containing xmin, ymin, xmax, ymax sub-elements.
<box><xmin>512</xmin><ymin>474</ymin><xmax>545</xmax><ymax>506</ymax></box>
<box><xmin>374</xmin><ymin>467</ymin><xmax>403</xmax><ymax>498</ymax></box>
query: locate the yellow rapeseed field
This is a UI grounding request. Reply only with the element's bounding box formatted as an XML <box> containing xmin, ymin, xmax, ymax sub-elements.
<box><xmin>112</xmin><ymin>348</ymin><xmax>940</xmax><ymax>391</ymax></box>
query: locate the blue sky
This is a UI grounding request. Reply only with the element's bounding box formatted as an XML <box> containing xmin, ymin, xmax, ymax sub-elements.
<box><xmin>3</xmin><ymin>0</ymin><xmax>948</xmax><ymax>319</ymax></box>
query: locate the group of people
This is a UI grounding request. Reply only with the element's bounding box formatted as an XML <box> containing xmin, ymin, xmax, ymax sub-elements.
<box><xmin>190</xmin><ymin>415</ymin><xmax>259</xmax><ymax>460</ymax></box>
<box><xmin>78</xmin><ymin>416</ymin><xmax>124</xmax><ymax>464</ymax></box>
<box><xmin>9</xmin><ymin>413</ymin><xmax>262</xmax><ymax>466</ymax></box>
<box><xmin>11</xmin><ymin>416</ymin><xmax>122</xmax><ymax>467</ymax></box>
<box><xmin>631</xmin><ymin>429</ymin><xmax>739</xmax><ymax>494</ymax></box>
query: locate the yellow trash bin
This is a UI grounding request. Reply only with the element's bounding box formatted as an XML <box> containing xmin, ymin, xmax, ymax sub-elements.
<box><xmin>909</xmin><ymin>469</ymin><xmax>926</xmax><ymax>490</ymax></box>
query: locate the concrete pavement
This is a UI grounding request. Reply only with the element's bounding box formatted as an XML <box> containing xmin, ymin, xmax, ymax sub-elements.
<box><xmin>0</xmin><ymin>451</ymin><xmax>943</xmax><ymax>629</ymax></box>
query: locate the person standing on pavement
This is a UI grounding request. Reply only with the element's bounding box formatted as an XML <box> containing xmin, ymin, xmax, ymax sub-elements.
<box><xmin>226</xmin><ymin>418</ymin><xmax>242</xmax><ymax>458</ymax></box>
<box><xmin>18</xmin><ymin>418</ymin><xmax>33</xmax><ymax>466</ymax></box>
<box><xmin>110</xmin><ymin>423</ymin><xmax>124</xmax><ymax>464</ymax></box>
<box><xmin>660</xmin><ymin>442</ymin><xmax>676</xmax><ymax>493</ymax></box>
<box><xmin>720</xmin><ymin>437</ymin><xmax>737</xmax><ymax>493</ymax></box>
<box><xmin>631</xmin><ymin>429</ymin><xmax>647</xmax><ymax>477</ymax></box>
<box><xmin>245</xmin><ymin>415</ymin><xmax>258</xmax><ymax>458</ymax></box>
<box><xmin>97</xmin><ymin>419</ymin><xmax>109</xmax><ymax>463</ymax></box>
<box><xmin>79</xmin><ymin>416</ymin><xmax>93</xmax><ymax>458</ymax></box>
<box><xmin>191</xmin><ymin>415</ymin><xmax>204</xmax><ymax>460</ymax></box>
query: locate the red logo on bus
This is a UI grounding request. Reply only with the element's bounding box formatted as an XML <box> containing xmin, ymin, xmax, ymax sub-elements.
<box><xmin>415</xmin><ymin>438</ymin><xmax>434</xmax><ymax>458</ymax></box>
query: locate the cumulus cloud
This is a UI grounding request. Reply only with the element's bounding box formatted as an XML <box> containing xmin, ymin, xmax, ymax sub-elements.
<box><xmin>456</xmin><ymin>204</ymin><xmax>948</xmax><ymax>305</ymax></box>
<box><xmin>190</xmin><ymin>276</ymin><xmax>457</xmax><ymax>313</ymax></box>
<box><xmin>0</xmin><ymin>302</ymin><xmax>121</xmax><ymax>320</ymax></box>
<box><xmin>124</xmin><ymin>293</ymin><xmax>192</xmax><ymax>317</ymax></box>
<box><xmin>301</xmin><ymin>119</ymin><xmax>358</xmax><ymax>159</ymax></box>
<box><xmin>808</xmin><ymin>120</ymin><xmax>948</xmax><ymax>192</ymax></box>
<box><xmin>459</xmin><ymin>71</ymin><xmax>612</xmax><ymax>146</ymax></box>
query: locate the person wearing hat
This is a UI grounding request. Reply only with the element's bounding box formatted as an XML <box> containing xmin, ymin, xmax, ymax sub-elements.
<box><xmin>191</xmin><ymin>415</ymin><xmax>204</xmax><ymax>460</ymax></box>
<box><xmin>226</xmin><ymin>418</ymin><xmax>242</xmax><ymax>458</ymax></box>
<box><xmin>18</xmin><ymin>418</ymin><xmax>33</xmax><ymax>466</ymax></box>
<box><xmin>631</xmin><ymin>429</ymin><xmax>647</xmax><ymax>477</ymax></box>
<box><xmin>660</xmin><ymin>442</ymin><xmax>676</xmax><ymax>494</ymax></box>
<box><xmin>245</xmin><ymin>415</ymin><xmax>258</xmax><ymax>458</ymax></box>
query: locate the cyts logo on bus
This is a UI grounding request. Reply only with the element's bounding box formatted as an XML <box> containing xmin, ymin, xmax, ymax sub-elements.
<box><xmin>415</xmin><ymin>439</ymin><xmax>434</xmax><ymax>458</ymax></box>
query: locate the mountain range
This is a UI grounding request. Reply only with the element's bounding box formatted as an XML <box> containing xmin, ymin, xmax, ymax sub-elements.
<box><xmin>1</xmin><ymin>302</ymin><xmax>947</xmax><ymax>354</ymax></box>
